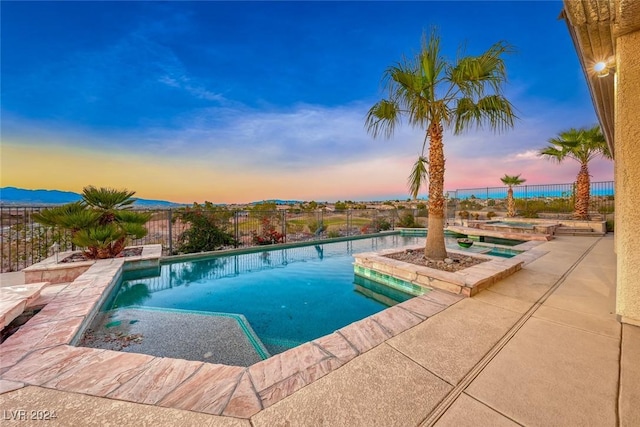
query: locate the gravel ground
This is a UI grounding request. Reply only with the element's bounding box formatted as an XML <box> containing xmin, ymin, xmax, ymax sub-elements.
<box><xmin>384</xmin><ymin>248</ymin><xmax>488</xmax><ymax>273</ymax></box>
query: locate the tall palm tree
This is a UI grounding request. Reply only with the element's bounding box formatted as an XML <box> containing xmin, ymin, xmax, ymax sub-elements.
<box><xmin>500</xmin><ymin>174</ymin><xmax>526</xmax><ymax>217</ymax></box>
<box><xmin>539</xmin><ymin>125</ymin><xmax>611</xmax><ymax>220</ymax></box>
<box><xmin>366</xmin><ymin>29</ymin><xmax>516</xmax><ymax>260</ymax></box>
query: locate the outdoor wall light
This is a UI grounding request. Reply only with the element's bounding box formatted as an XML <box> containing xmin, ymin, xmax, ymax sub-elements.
<box><xmin>593</xmin><ymin>60</ymin><xmax>614</xmax><ymax>78</ymax></box>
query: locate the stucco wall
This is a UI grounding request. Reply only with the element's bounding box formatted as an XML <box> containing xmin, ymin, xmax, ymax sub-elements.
<box><xmin>615</xmin><ymin>29</ymin><xmax>640</xmax><ymax>326</ymax></box>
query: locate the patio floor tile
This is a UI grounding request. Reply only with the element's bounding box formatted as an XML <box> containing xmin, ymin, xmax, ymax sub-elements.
<box><xmin>466</xmin><ymin>317</ymin><xmax>619</xmax><ymax>426</ymax></box>
<box><xmin>432</xmin><ymin>392</ymin><xmax>519</xmax><ymax>427</ymax></box>
<box><xmin>387</xmin><ymin>298</ymin><xmax>521</xmax><ymax>385</ymax></box>
<box><xmin>252</xmin><ymin>343</ymin><xmax>452</xmax><ymax>427</ymax></box>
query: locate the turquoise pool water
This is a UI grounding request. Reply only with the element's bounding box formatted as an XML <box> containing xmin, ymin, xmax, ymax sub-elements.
<box><xmin>104</xmin><ymin>235</ymin><xmax>429</xmax><ymax>356</ymax></box>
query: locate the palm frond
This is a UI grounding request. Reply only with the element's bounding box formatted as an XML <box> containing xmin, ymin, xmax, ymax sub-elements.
<box><xmin>72</xmin><ymin>224</ymin><xmax>124</xmax><ymax>248</ymax></box>
<box><xmin>115</xmin><ymin>210</ymin><xmax>152</xmax><ymax>225</ymax></box>
<box><xmin>119</xmin><ymin>222</ymin><xmax>149</xmax><ymax>240</ymax></box>
<box><xmin>82</xmin><ymin>186</ymin><xmax>137</xmax><ymax>210</ymax></box>
<box><xmin>365</xmin><ymin>99</ymin><xmax>401</xmax><ymax>139</ymax></box>
<box><xmin>408</xmin><ymin>156</ymin><xmax>428</xmax><ymax>199</ymax></box>
<box><xmin>540</xmin><ymin>125</ymin><xmax>610</xmax><ymax>164</ymax></box>
<box><xmin>32</xmin><ymin>202</ymin><xmax>86</xmax><ymax>227</ymax></box>
<box><xmin>500</xmin><ymin>173</ymin><xmax>526</xmax><ymax>186</ymax></box>
<box><xmin>453</xmin><ymin>95</ymin><xmax>516</xmax><ymax>134</ymax></box>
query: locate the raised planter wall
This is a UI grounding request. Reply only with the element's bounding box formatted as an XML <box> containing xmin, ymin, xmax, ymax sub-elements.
<box><xmin>24</xmin><ymin>245</ymin><xmax>162</xmax><ymax>284</ymax></box>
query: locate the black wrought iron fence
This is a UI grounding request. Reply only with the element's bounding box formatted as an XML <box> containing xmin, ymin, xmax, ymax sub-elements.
<box><xmin>0</xmin><ymin>207</ymin><xmax>400</xmax><ymax>272</ymax></box>
<box><xmin>449</xmin><ymin>181</ymin><xmax>614</xmax><ymax>221</ymax></box>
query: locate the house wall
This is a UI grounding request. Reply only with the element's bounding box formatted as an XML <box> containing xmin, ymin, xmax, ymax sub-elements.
<box><xmin>615</xmin><ymin>28</ymin><xmax>640</xmax><ymax>326</ymax></box>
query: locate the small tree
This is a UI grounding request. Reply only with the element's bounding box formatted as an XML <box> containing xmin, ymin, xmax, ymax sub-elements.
<box><xmin>500</xmin><ymin>174</ymin><xmax>526</xmax><ymax>217</ymax></box>
<box><xmin>33</xmin><ymin>186</ymin><xmax>150</xmax><ymax>259</ymax></box>
<box><xmin>539</xmin><ymin>125</ymin><xmax>612</xmax><ymax>219</ymax></box>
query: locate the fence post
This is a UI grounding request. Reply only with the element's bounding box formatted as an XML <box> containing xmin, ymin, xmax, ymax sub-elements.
<box><xmin>281</xmin><ymin>210</ymin><xmax>286</xmax><ymax>243</ymax></box>
<box><xmin>167</xmin><ymin>209</ymin><xmax>173</xmax><ymax>255</ymax></box>
<box><xmin>234</xmin><ymin>212</ymin><xmax>239</xmax><ymax>248</ymax></box>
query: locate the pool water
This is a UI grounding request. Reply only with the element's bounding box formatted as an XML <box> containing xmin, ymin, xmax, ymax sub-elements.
<box><xmin>103</xmin><ymin>235</ymin><xmax>429</xmax><ymax>356</ymax></box>
<box><xmin>88</xmin><ymin>233</ymin><xmax>520</xmax><ymax>362</ymax></box>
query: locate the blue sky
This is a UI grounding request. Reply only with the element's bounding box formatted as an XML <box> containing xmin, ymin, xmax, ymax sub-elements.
<box><xmin>1</xmin><ymin>1</ymin><xmax>613</xmax><ymax>203</ymax></box>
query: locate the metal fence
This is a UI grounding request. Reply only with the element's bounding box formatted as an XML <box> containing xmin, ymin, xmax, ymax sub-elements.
<box><xmin>0</xmin><ymin>207</ymin><xmax>404</xmax><ymax>273</ymax></box>
<box><xmin>448</xmin><ymin>181</ymin><xmax>614</xmax><ymax>220</ymax></box>
<box><xmin>0</xmin><ymin>180</ymin><xmax>615</xmax><ymax>272</ymax></box>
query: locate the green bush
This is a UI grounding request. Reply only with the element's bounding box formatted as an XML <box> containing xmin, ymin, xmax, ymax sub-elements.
<box><xmin>397</xmin><ymin>213</ymin><xmax>420</xmax><ymax>228</ymax></box>
<box><xmin>520</xmin><ymin>209</ymin><xmax>540</xmax><ymax>218</ymax></box>
<box><xmin>327</xmin><ymin>230</ymin><xmax>340</xmax><ymax>238</ymax></box>
<box><xmin>372</xmin><ymin>218</ymin><xmax>392</xmax><ymax>231</ymax></box>
<box><xmin>606</xmin><ymin>219</ymin><xmax>614</xmax><ymax>232</ymax></box>
<box><xmin>308</xmin><ymin>219</ymin><xmax>323</xmax><ymax>234</ymax></box>
<box><xmin>176</xmin><ymin>203</ymin><xmax>237</xmax><ymax>253</ymax></box>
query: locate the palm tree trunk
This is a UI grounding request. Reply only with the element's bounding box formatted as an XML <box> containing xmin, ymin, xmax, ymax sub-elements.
<box><xmin>507</xmin><ymin>187</ymin><xmax>515</xmax><ymax>217</ymax></box>
<box><xmin>425</xmin><ymin>122</ymin><xmax>448</xmax><ymax>260</ymax></box>
<box><xmin>574</xmin><ymin>163</ymin><xmax>590</xmax><ymax>220</ymax></box>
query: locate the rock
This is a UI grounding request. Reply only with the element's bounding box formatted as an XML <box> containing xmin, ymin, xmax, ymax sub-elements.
<box><xmin>444</xmin><ymin>258</ymin><xmax>454</xmax><ymax>264</ymax></box>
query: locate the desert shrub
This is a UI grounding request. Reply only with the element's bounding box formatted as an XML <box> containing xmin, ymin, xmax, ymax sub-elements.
<box><xmin>487</xmin><ymin>211</ymin><xmax>497</xmax><ymax>219</ymax></box>
<box><xmin>334</xmin><ymin>201</ymin><xmax>348</xmax><ymax>211</ymax></box>
<box><xmin>520</xmin><ymin>210</ymin><xmax>539</xmax><ymax>218</ymax></box>
<box><xmin>176</xmin><ymin>203</ymin><xmax>236</xmax><ymax>253</ymax></box>
<box><xmin>372</xmin><ymin>218</ymin><xmax>392</xmax><ymax>231</ymax></box>
<box><xmin>251</xmin><ymin>217</ymin><xmax>284</xmax><ymax>245</ymax></box>
<box><xmin>308</xmin><ymin>219</ymin><xmax>324</xmax><ymax>234</ymax></box>
<box><xmin>472</xmin><ymin>213</ymin><xmax>480</xmax><ymax>220</ymax></box>
<box><xmin>397</xmin><ymin>213</ymin><xmax>420</xmax><ymax>228</ymax></box>
<box><xmin>458</xmin><ymin>210</ymin><xmax>470</xmax><ymax>220</ymax></box>
<box><xmin>327</xmin><ymin>230</ymin><xmax>340</xmax><ymax>238</ymax></box>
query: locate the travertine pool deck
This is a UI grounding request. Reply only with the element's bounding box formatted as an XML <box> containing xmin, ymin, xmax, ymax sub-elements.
<box><xmin>1</xmin><ymin>235</ymin><xmax>638</xmax><ymax>426</ymax></box>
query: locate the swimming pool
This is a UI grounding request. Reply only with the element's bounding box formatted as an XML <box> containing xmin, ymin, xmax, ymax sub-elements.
<box><xmin>80</xmin><ymin>233</ymin><xmax>519</xmax><ymax>365</ymax></box>
<box><xmin>83</xmin><ymin>235</ymin><xmax>436</xmax><ymax>364</ymax></box>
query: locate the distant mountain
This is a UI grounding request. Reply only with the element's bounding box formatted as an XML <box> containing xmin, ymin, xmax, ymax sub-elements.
<box><xmin>250</xmin><ymin>199</ymin><xmax>303</xmax><ymax>205</ymax></box>
<box><xmin>0</xmin><ymin>187</ymin><xmax>184</xmax><ymax>207</ymax></box>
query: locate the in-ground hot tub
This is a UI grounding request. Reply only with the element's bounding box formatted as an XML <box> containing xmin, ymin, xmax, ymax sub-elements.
<box><xmin>470</xmin><ymin>220</ymin><xmax>559</xmax><ymax>235</ymax></box>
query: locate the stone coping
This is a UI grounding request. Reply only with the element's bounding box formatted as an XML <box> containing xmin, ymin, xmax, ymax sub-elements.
<box><xmin>447</xmin><ymin>225</ymin><xmax>553</xmax><ymax>241</ymax></box>
<box><xmin>354</xmin><ymin>244</ymin><xmax>547</xmax><ymax>297</ymax></box>
<box><xmin>0</xmin><ymin>245</ymin><xmax>464</xmax><ymax>419</ymax></box>
<box><xmin>0</xmin><ymin>283</ymin><xmax>49</xmax><ymax>330</ymax></box>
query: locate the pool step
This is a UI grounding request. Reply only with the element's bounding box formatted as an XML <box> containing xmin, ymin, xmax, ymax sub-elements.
<box><xmin>555</xmin><ymin>226</ymin><xmax>606</xmax><ymax>237</ymax></box>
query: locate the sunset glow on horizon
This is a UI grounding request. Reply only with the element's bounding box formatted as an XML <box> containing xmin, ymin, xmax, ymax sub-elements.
<box><xmin>1</xmin><ymin>1</ymin><xmax>613</xmax><ymax>204</ymax></box>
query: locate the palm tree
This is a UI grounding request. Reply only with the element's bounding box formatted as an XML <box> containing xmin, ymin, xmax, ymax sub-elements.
<box><xmin>500</xmin><ymin>174</ymin><xmax>526</xmax><ymax>217</ymax></box>
<box><xmin>539</xmin><ymin>125</ymin><xmax>611</xmax><ymax>220</ymax></box>
<box><xmin>366</xmin><ymin>29</ymin><xmax>516</xmax><ymax>260</ymax></box>
<box><xmin>33</xmin><ymin>186</ymin><xmax>151</xmax><ymax>259</ymax></box>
